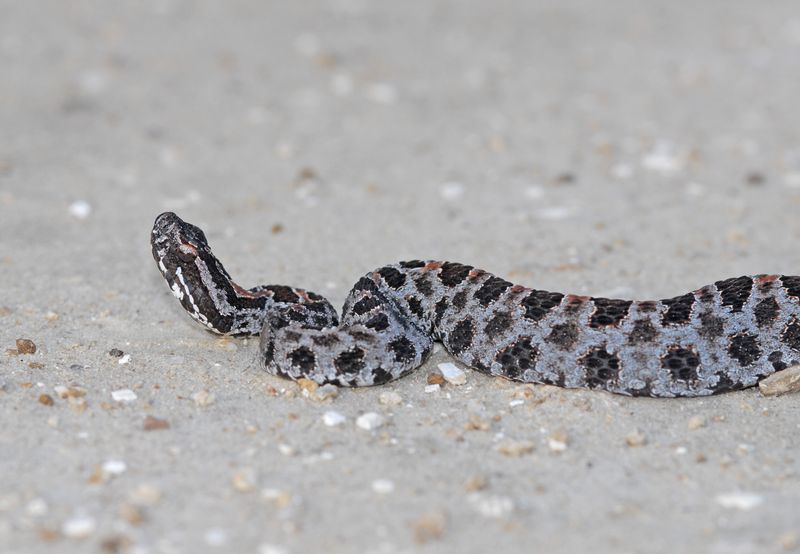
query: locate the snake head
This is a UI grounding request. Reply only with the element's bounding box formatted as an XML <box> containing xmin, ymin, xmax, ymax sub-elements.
<box><xmin>151</xmin><ymin>212</ymin><xmax>237</xmax><ymax>333</ymax></box>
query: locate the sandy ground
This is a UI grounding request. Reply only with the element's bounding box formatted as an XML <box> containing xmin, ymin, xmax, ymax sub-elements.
<box><xmin>2</xmin><ymin>1</ymin><xmax>800</xmax><ymax>553</ymax></box>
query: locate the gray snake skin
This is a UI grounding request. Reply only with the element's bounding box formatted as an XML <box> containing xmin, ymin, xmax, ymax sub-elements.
<box><xmin>151</xmin><ymin>212</ymin><xmax>799</xmax><ymax>397</ymax></box>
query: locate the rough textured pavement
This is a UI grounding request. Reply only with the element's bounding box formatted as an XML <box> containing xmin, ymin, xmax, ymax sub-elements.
<box><xmin>2</xmin><ymin>1</ymin><xmax>800</xmax><ymax>553</ymax></box>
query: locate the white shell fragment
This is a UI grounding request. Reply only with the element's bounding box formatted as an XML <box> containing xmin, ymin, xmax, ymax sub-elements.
<box><xmin>111</xmin><ymin>389</ymin><xmax>137</xmax><ymax>402</ymax></box>
<box><xmin>356</xmin><ymin>412</ymin><xmax>384</xmax><ymax>430</ymax></box>
<box><xmin>322</xmin><ymin>411</ymin><xmax>346</xmax><ymax>426</ymax></box>
<box><xmin>437</xmin><ymin>362</ymin><xmax>467</xmax><ymax>385</ymax></box>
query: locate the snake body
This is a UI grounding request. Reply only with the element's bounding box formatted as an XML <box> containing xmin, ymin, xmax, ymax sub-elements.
<box><xmin>151</xmin><ymin>212</ymin><xmax>799</xmax><ymax>397</ymax></box>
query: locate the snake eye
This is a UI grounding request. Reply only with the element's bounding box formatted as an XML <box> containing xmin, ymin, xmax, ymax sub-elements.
<box><xmin>177</xmin><ymin>242</ymin><xmax>198</xmax><ymax>263</ymax></box>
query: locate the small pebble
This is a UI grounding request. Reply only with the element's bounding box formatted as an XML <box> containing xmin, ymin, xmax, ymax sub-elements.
<box><xmin>192</xmin><ymin>389</ymin><xmax>216</xmax><ymax>407</ymax></box>
<box><xmin>759</xmin><ymin>365</ymin><xmax>800</xmax><ymax>396</ymax></box>
<box><xmin>117</xmin><ymin>354</ymin><xmax>131</xmax><ymax>365</ymax></box>
<box><xmin>128</xmin><ymin>484</ymin><xmax>161</xmax><ymax>506</ymax></box>
<box><xmin>356</xmin><ymin>412</ymin><xmax>384</xmax><ymax>430</ymax></box>
<box><xmin>688</xmin><ymin>416</ymin><xmax>706</xmax><ymax>430</ymax></box>
<box><xmin>413</xmin><ymin>510</ymin><xmax>447</xmax><ymax>544</ymax></box>
<box><xmin>424</xmin><ymin>384</ymin><xmax>440</xmax><ymax>393</ymax></box>
<box><xmin>467</xmin><ymin>493</ymin><xmax>514</xmax><ymax>518</ymax></box>
<box><xmin>26</xmin><ymin>498</ymin><xmax>48</xmax><ymax>517</ymax></box>
<box><xmin>38</xmin><ymin>393</ymin><xmax>54</xmax><ymax>406</ymax></box>
<box><xmin>112</xmin><ymin>389</ymin><xmax>137</xmax><ymax>403</ymax></box>
<box><xmin>439</xmin><ymin>181</ymin><xmax>464</xmax><ymax>201</ymax></box>
<box><xmin>464</xmin><ymin>475</ymin><xmax>488</xmax><ymax>491</ymax></box>
<box><xmin>68</xmin><ymin>200</ymin><xmax>92</xmax><ymax>219</ymax></box>
<box><xmin>62</xmin><ymin>514</ymin><xmax>96</xmax><ymax>538</ymax></box>
<box><xmin>496</xmin><ymin>440</ymin><xmax>535</xmax><ymax>457</ymax></box>
<box><xmin>437</xmin><ymin>362</ymin><xmax>467</xmax><ymax>385</ymax></box>
<box><xmin>142</xmin><ymin>415</ymin><xmax>169</xmax><ymax>431</ymax></box>
<box><xmin>716</xmin><ymin>491</ymin><xmax>764</xmax><ymax>510</ymax></box>
<box><xmin>378</xmin><ymin>391</ymin><xmax>403</xmax><ymax>406</ymax></box>
<box><xmin>102</xmin><ymin>460</ymin><xmax>127</xmax><ymax>476</ymax></box>
<box><xmin>259</xmin><ymin>544</ymin><xmax>289</xmax><ymax>554</ymax></box>
<box><xmin>278</xmin><ymin>443</ymin><xmax>295</xmax><ymax>456</ymax></box>
<box><xmin>16</xmin><ymin>338</ymin><xmax>36</xmax><ymax>354</ymax></box>
<box><xmin>625</xmin><ymin>430</ymin><xmax>647</xmax><ymax>447</ymax></box>
<box><xmin>322</xmin><ymin>411</ymin><xmax>346</xmax><ymax>426</ymax></box>
<box><xmin>232</xmin><ymin>468</ymin><xmax>257</xmax><ymax>492</ymax></box>
<box><xmin>108</xmin><ymin>348</ymin><xmax>124</xmax><ymax>358</ymax></box>
<box><xmin>54</xmin><ymin>385</ymin><xmax>86</xmax><ymax>399</ymax></box>
<box><xmin>427</xmin><ymin>372</ymin><xmax>445</xmax><ymax>385</ymax></box>
<box><xmin>371</xmin><ymin>479</ymin><xmax>395</xmax><ymax>494</ymax></box>
<box><xmin>547</xmin><ymin>432</ymin><xmax>569</xmax><ymax>452</ymax></box>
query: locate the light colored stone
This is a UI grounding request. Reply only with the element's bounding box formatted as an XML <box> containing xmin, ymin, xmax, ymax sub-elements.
<box><xmin>496</xmin><ymin>439</ymin><xmax>535</xmax><ymax>457</ymax></box>
<box><xmin>378</xmin><ymin>391</ymin><xmax>403</xmax><ymax>406</ymax></box>
<box><xmin>111</xmin><ymin>389</ymin><xmax>137</xmax><ymax>402</ymax></box>
<box><xmin>371</xmin><ymin>479</ymin><xmax>395</xmax><ymax>494</ymax></box>
<box><xmin>467</xmin><ymin>493</ymin><xmax>514</xmax><ymax>518</ymax></box>
<box><xmin>437</xmin><ymin>362</ymin><xmax>467</xmax><ymax>385</ymax></box>
<box><xmin>759</xmin><ymin>365</ymin><xmax>800</xmax><ymax>396</ymax></box>
<box><xmin>62</xmin><ymin>514</ymin><xmax>96</xmax><ymax>538</ymax></box>
<box><xmin>192</xmin><ymin>389</ymin><xmax>215</xmax><ymax>407</ymax></box>
<box><xmin>322</xmin><ymin>410</ymin><xmax>346</xmax><ymax>426</ymax></box>
<box><xmin>687</xmin><ymin>416</ymin><xmax>706</xmax><ymax>430</ymax></box>
<box><xmin>716</xmin><ymin>491</ymin><xmax>763</xmax><ymax>510</ymax></box>
<box><xmin>625</xmin><ymin>430</ymin><xmax>647</xmax><ymax>447</ymax></box>
<box><xmin>548</xmin><ymin>432</ymin><xmax>569</xmax><ymax>452</ymax></box>
<box><xmin>232</xmin><ymin>468</ymin><xmax>257</xmax><ymax>492</ymax></box>
<box><xmin>356</xmin><ymin>412</ymin><xmax>384</xmax><ymax>430</ymax></box>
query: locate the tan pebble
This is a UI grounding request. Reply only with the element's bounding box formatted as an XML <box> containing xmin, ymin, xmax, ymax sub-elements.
<box><xmin>37</xmin><ymin>527</ymin><xmax>59</xmax><ymax>542</ymax></box>
<box><xmin>464</xmin><ymin>475</ymin><xmax>488</xmax><ymax>492</ymax></box>
<box><xmin>379</xmin><ymin>391</ymin><xmax>403</xmax><ymax>406</ymax></box>
<box><xmin>779</xmin><ymin>531</ymin><xmax>798</xmax><ymax>550</ymax></box>
<box><xmin>261</xmin><ymin>488</ymin><xmax>292</xmax><ymax>508</ymax></box>
<box><xmin>688</xmin><ymin>416</ymin><xmax>706</xmax><ymax>430</ymax></box>
<box><xmin>87</xmin><ymin>465</ymin><xmax>105</xmax><ymax>485</ymax></box>
<box><xmin>271</xmin><ymin>223</ymin><xmax>284</xmax><ymax>234</ymax></box>
<box><xmin>464</xmin><ymin>415</ymin><xmax>490</xmax><ymax>431</ymax></box>
<box><xmin>45</xmin><ymin>311</ymin><xmax>59</xmax><ymax>321</ymax></box>
<box><xmin>16</xmin><ymin>338</ymin><xmax>36</xmax><ymax>354</ymax></box>
<box><xmin>68</xmin><ymin>396</ymin><xmax>87</xmax><ymax>413</ymax></box>
<box><xmin>120</xmin><ymin>503</ymin><xmax>145</xmax><ymax>525</ymax></box>
<box><xmin>296</xmin><ymin>378</ymin><xmax>318</xmax><ymax>393</ymax></box>
<box><xmin>496</xmin><ymin>439</ymin><xmax>535</xmax><ymax>457</ymax></box>
<box><xmin>54</xmin><ymin>385</ymin><xmax>86</xmax><ymax>399</ymax></box>
<box><xmin>413</xmin><ymin>510</ymin><xmax>447</xmax><ymax>544</ymax></box>
<box><xmin>759</xmin><ymin>365</ymin><xmax>800</xmax><ymax>396</ymax></box>
<box><xmin>128</xmin><ymin>484</ymin><xmax>161</xmax><ymax>506</ymax></box>
<box><xmin>245</xmin><ymin>424</ymin><xmax>260</xmax><ymax>434</ymax></box>
<box><xmin>38</xmin><ymin>393</ymin><xmax>54</xmax><ymax>406</ymax></box>
<box><xmin>547</xmin><ymin>431</ymin><xmax>569</xmax><ymax>452</ymax></box>
<box><xmin>192</xmin><ymin>389</ymin><xmax>215</xmax><ymax>407</ymax></box>
<box><xmin>20</xmin><ymin>382</ymin><xmax>33</xmax><ymax>388</ymax></box>
<box><xmin>232</xmin><ymin>468</ymin><xmax>257</xmax><ymax>492</ymax></box>
<box><xmin>427</xmin><ymin>372</ymin><xmax>445</xmax><ymax>385</ymax></box>
<box><xmin>695</xmin><ymin>453</ymin><xmax>708</xmax><ymax>463</ymax></box>
<box><xmin>28</xmin><ymin>362</ymin><xmax>44</xmax><ymax>369</ymax></box>
<box><xmin>625</xmin><ymin>430</ymin><xmax>647</xmax><ymax>447</ymax></box>
<box><xmin>99</xmin><ymin>535</ymin><xmax>132</xmax><ymax>553</ymax></box>
<box><xmin>142</xmin><ymin>415</ymin><xmax>169</xmax><ymax>431</ymax></box>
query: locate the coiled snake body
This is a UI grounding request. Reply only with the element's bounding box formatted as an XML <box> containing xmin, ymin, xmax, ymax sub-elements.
<box><xmin>152</xmin><ymin>212</ymin><xmax>798</xmax><ymax>397</ymax></box>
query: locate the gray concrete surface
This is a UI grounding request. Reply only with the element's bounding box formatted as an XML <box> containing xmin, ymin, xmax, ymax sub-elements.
<box><xmin>2</xmin><ymin>1</ymin><xmax>800</xmax><ymax>552</ymax></box>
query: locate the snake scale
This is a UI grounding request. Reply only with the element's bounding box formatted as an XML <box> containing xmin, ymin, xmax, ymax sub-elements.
<box><xmin>151</xmin><ymin>212</ymin><xmax>799</xmax><ymax>397</ymax></box>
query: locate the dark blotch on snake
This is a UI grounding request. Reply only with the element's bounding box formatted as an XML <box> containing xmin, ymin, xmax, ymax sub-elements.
<box><xmin>754</xmin><ymin>297</ymin><xmax>779</xmax><ymax>327</ymax></box>
<box><xmin>484</xmin><ymin>312</ymin><xmax>512</xmax><ymax>339</ymax></box>
<box><xmin>474</xmin><ymin>276</ymin><xmax>512</xmax><ymax>307</ymax></box>
<box><xmin>388</xmin><ymin>337</ymin><xmax>416</xmax><ymax>363</ymax></box>
<box><xmin>266</xmin><ymin>285</ymin><xmax>300</xmax><ymax>303</ymax></box>
<box><xmin>728</xmin><ymin>333</ymin><xmax>762</xmax><ymax>367</ymax></box>
<box><xmin>781</xmin><ymin>317</ymin><xmax>800</xmax><ymax>351</ymax></box>
<box><xmin>289</xmin><ymin>346</ymin><xmax>316</xmax><ymax>372</ymax></box>
<box><xmin>521</xmin><ymin>290</ymin><xmax>564</xmax><ymax>322</ymax></box>
<box><xmin>581</xmin><ymin>346</ymin><xmax>621</xmax><ymax>388</ymax></box>
<box><xmin>438</xmin><ymin>262</ymin><xmax>473</xmax><ymax>287</ymax></box>
<box><xmin>590</xmin><ymin>298</ymin><xmax>633</xmax><ymax>328</ymax></box>
<box><xmin>365</xmin><ymin>313</ymin><xmax>390</xmax><ymax>332</ymax></box>
<box><xmin>447</xmin><ymin>318</ymin><xmax>475</xmax><ymax>354</ymax></box>
<box><xmin>378</xmin><ymin>266</ymin><xmax>406</xmax><ymax>289</ymax></box>
<box><xmin>334</xmin><ymin>348</ymin><xmax>365</xmax><ymax>374</ymax></box>
<box><xmin>661</xmin><ymin>293</ymin><xmax>695</xmax><ymax>325</ymax></box>
<box><xmin>628</xmin><ymin>319</ymin><xmax>659</xmax><ymax>344</ymax></box>
<box><xmin>715</xmin><ymin>276</ymin><xmax>753</xmax><ymax>313</ymax></box>
<box><xmin>353</xmin><ymin>296</ymin><xmax>381</xmax><ymax>316</ymax></box>
<box><xmin>662</xmin><ymin>346</ymin><xmax>700</xmax><ymax>382</ymax></box>
<box><xmin>546</xmin><ymin>322</ymin><xmax>580</xmax><ymax>350</ymax></box>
